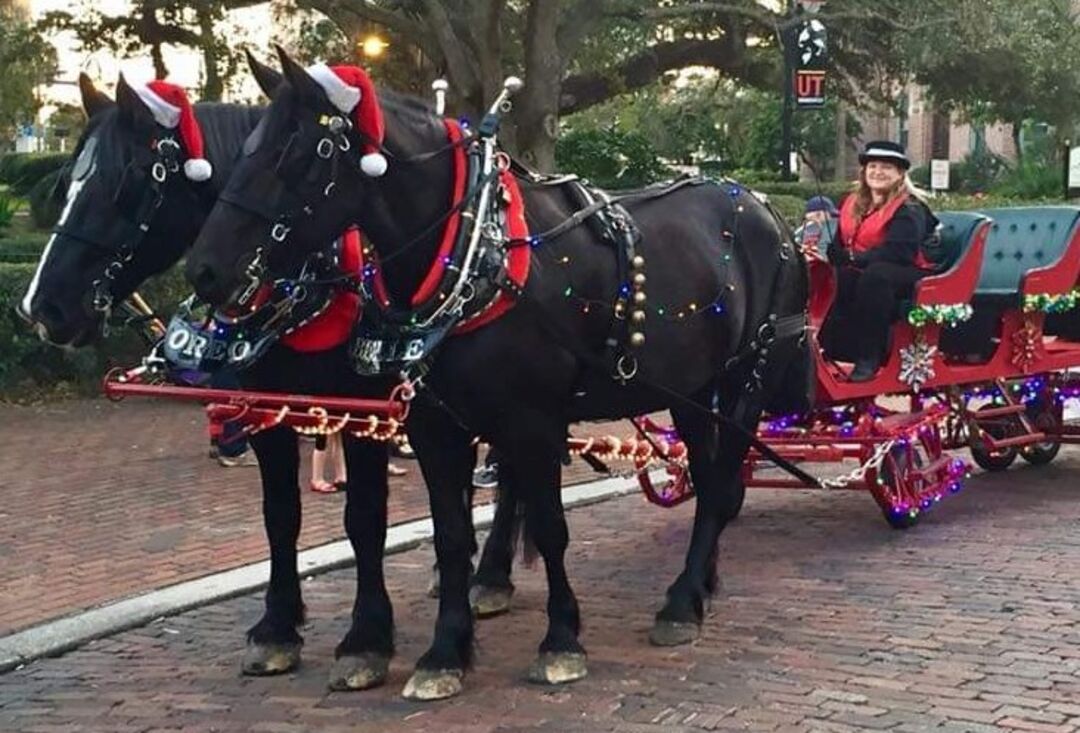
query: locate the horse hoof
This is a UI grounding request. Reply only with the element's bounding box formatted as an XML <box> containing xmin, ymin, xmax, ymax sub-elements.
<box><xmin>402</xmin><ymin>669</ymin><xmax>463</xmax><ymax>701</ymax></box>
<box><xmin>470</xmin><ymin>585</ymin><xmax>513</xmax><ymax>618</ymax></box>
<box><xmin>241</xmin><ymin>642</ymin><xmax>301</xmax><ymax>676</ymax></box>
<box><xmin>527</xmin><ymin>652</ymin><xmax>588</xmax><ymax>685</ymax></box>
<box><xmin>328</xmin><ymin>653</ymin><xmax>390</xmax><ymax>691</ymax></box>
<box><xmin>648</xmin><ymin>620</ymin><xmax>700</xmax><ymax>647</ymax></box>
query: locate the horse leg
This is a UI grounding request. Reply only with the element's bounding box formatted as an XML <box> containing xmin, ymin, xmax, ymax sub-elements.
<box><xmin>243</xmin><ymin>425</ymin><xmax>305</xmax><ymax>675</ymax></box>
<box><xmin>650</xmin><ymin>388</ymin><xmax>759</xmax><ymax>647</ymax></box>
<box><xmin>470</xmin><ymin>479</ymin><xmax>518</xmax><ymax>618</ymax></box>
<box><xmin>328</xmin><ymin>435</ymin><xmax>395</xmax><ymax>691</ymax></box>
<box><xmin>402</xmin><ymin>402</ymin><xmax>477</xmax><ymax>701</ymax></box>
<box><xmin>490</xmin><ymin>414</ymin><xmax>585</xmax><ymax>685</ymax></box>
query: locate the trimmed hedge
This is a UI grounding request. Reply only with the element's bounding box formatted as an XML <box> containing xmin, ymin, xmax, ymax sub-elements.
<box><xmin>0</xmin><ymin>153</ymin><xmax>70</xmax><ymax>196</ymax></box>
<box><xmin>0</xmin><ymin>261</ymin><xmax>191</xmax><ymax>401</ymax></box>
<box><xmin>0</xmin><ymin>233</ymin><xmax>48</xmax><ymax>264</ymax></box>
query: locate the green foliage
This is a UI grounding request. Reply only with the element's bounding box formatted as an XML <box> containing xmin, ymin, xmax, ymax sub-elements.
<box><xmin>565</xmin><ymin>78</ymin><xmax>857</xmax><ymax>180</ymax></box>
<box><xmin>0</xmin><ymin>261</ymin><xmax>191</xmax><ymax>400</ymax></box>
<box><xmin>995</xmin><ymin>163</ymin><xmax>1062</xmax><ymax>200</ymax></box>
<box><xmin>0</xmin><ymin>153</ymin><xmax>69</xmax><ymax>196</ymax></box>
<box><xmin>744</xmin><ymin>180</ymin><xmax>852</xmax><ymax>202</ymax></box>
<box><xmin>951</xmin><ymin>150</ymin><xmax>1010</xmax><ymax>194</ymax></box>
<box><xmin>762</xmin><ymin>194</ymin><xmax>807</xmax><ymax>229</ymax></box>
<box><xmin>0</xmin><ymin>191</ymin><xmax>16</xmax><ymax>233</ymax></box>
<box><xmin>905</xmin><ymin>0</ymin><xmax>1080</xmax><ymax>135</ymax></box>
<box><xmin>909</xmin><ymin>164</ymin><xmax>930</xmax><ymax>188</ymax></box>
<box><xmin>555</xmin><ymin>127</ymin><xmax>672</xmax><ymax>189</ymax></box>
<box><xmin>0</xmin><ymin>233</ymin><xmax>48</xmax><ymax>264</ymax></box>
<box><xmin>0</xmin><ymin>11</ymin><xmax>57</xmax><ymax>147</ymax></box>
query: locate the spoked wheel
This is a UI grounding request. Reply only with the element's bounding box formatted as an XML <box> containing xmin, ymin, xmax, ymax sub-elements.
<box><xmin>869</xmin><ymin>435</ymin><xmax>936</xmax><ymax>530</ymax></box>
<box><xmin>969</xmin><ymin>405</ymin><xmax>1019</xmax><ymax>472</ymax></box>
<box><xmin>1021</xmin><ymin>402</ymin><xmax>1062</xmax><ymax>466</ymax></box>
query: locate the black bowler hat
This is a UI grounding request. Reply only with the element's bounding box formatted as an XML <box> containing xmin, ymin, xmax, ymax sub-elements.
<box><xmin>858</xmin><ymin>140</ymin><xmax>911</xmax><ymax>170</ymax></box>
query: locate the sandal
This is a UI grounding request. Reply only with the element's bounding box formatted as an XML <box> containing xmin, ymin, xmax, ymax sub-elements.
<box><xmin>309</xmin><ymin>479</ymin><xmax>339</xmax><ymax>494</ymax></box>
<box><xmin>388</xmin><ymin>463</ymin><xmax>408</xmax><ymax>477</ymax></box>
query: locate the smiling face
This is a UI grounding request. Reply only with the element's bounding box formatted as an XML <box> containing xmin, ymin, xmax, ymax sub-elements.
<box><xmin>863</xmin><ymin>160</ymin><xmax>904</xmax><ymax>199</ymax></box>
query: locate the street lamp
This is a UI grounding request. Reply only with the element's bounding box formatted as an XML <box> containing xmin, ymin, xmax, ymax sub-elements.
<box><xmin>360</xmin><ymin>35</ymin><xmax>388</xmax><ymax>59</ymax></box>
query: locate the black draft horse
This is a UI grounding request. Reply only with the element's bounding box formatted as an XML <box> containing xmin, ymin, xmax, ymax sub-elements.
<box><xmin>185</xmin><ymin>49</ymin><xmax>812</xmax><ymax>700</ymax></box>
<box><xmin>22</xmin><ymin>65</ymin><xmax>538</xmax><ymax>689</ymax></box>
<box><xmin>17</xmin><ymin>69</ymin><xmax>405</xmax><ymax>690</ymax></box>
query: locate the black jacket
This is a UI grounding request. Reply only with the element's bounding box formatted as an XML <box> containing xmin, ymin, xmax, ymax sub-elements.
<box><xmin>828</xmin><ymin>197</ymin><xmax>940</xmax><ymax>269</ymax></box>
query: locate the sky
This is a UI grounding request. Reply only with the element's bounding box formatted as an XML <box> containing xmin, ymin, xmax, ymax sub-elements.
<box><xmin>29</xmin><ymin>0</ymin><xmax>274</xmax><ymax>118</ymax></box>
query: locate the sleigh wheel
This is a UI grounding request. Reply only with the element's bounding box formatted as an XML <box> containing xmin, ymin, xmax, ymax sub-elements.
<box><xmin>1021</xmin><ymin>402</ymin><xmax>1062</xmax><ymax>466</ymax></box>
<box><xmin>969</xmin><ymin>405</ymin><xmax>1019</xmax><ymax>472</ymax></box>
<box><xmin>869</xmin><ymin>437</ymin><xmax>933</xmax><ymax>530</ymax></box>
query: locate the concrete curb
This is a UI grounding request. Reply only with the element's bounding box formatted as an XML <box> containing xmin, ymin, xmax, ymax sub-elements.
<box><xmin>0</xmin><ymin>472</ymin><xmax>644</xmax><ymax>674</ymax></box>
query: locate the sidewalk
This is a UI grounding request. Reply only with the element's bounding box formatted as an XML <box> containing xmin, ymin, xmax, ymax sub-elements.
<box><xmin>0</xmin><ymin>397</ymin><xmax>611</xmax><ymax>638</ymax></box>
<box><xmin>2</xmin><ymin>451</ymin><xmax>1079</xmax><ymax>732</ymax></box>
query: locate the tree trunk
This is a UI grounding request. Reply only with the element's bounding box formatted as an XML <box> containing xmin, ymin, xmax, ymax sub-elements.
<box><xmin>196</xmin><ymin>6</ymin><xmax>222</xmax><ymax>101</ymax></box>
<box><xmin>1011</xmin><ymin>119</ymin><xmax>1024</xmax><ymax>167</ymax></box>
<box><xmin>834</xmin><ymin>102</ymin><xmax>848</xmax><ymax>181</ymax></box>
<box><xmin>150</xmin><ymin>43</ymin><xmax>168</xmax><ymax>78</ymax></box>
<box><xmin>514</xmin><ymin>0</ymin><xmax>561</xmax><ymax>172</ymax></box>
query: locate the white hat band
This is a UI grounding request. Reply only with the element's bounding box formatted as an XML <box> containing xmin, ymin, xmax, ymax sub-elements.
<box><xmin>863</xmin><ymin>147</ymin><xmax>907</xmax><ymax>161</ymax></box>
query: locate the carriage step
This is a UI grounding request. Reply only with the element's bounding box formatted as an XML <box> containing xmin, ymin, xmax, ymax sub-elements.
<box><xmin>967</xmin><ymin>404</ymin><xmax>1026</xmax><ymax>419</ymax></box>
<box><xmin>981</xmin><ymin>432</ymin><xmax>1048</xmax><ymax>450</ymax></box>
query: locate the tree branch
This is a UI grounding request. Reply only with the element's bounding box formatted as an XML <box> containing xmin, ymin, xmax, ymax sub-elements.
<box><xmin>559</xmin><ymin>36</ymin><xmax>773</xmax><ymax>115</ymax></box>
<box><xmin>418</xmin><ymin>0</ymin><xmax>481</xmax><ymax>90</ymax></box>
<box><xmin>294</xmin><ymin>0</ymin><xmax>430</xmax><ymax>46</ymax></box>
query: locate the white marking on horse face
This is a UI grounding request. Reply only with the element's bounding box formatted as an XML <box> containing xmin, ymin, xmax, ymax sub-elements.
<box><xmin>20</xmin><ymin>155</ymin><xmax>97</xmax><ymax>320</ymax></box>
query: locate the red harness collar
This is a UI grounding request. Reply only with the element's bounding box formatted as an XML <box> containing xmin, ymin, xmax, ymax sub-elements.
<box><xmin>359</xmin><ymin>119</ymin><xmax>530</xmax><ymax>334</ymax></box>
<box><xmin>281</xmin><ymin>120</ymin><xmax>531</xmax><ymax>353</ymax></box>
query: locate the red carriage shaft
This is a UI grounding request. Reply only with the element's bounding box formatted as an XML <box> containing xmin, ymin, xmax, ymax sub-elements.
<box><xmin>103</xmin><ymin>374</ymin><xmax>409</xmax><ymax>422</ymax></box>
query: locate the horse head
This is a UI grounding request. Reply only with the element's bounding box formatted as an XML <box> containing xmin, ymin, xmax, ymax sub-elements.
<box><xmin>18</xmin><ymin>65</ymin><xmax>272</xmax><ymax>347</ymax></box>
<box><xmin>186</xmin><ymin>47</ymin><xmax>455</xmax><ymax>312</ymax></box>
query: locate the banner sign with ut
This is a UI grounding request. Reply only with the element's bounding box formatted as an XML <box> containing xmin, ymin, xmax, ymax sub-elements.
<box><xmin>795</xmin><ymin>70</ymin><xmax>826</xmax><ymax>108</ymax></box>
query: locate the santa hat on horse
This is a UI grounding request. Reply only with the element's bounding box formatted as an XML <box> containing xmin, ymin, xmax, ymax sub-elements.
<box><xmin>305</xmin><ymin>64</ymin><xmax>388</xmax><ymax>177</ymax></box>
<box><xmin>131</xmin><ymin>80</ymin><xmax>213</xmax><ymax>182</ymax></box>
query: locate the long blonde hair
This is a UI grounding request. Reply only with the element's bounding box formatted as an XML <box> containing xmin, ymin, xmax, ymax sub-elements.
<box><xmin>851</xmin><ymin>166</ymin><xmax>927</xmax><ymax>224</ymax></box>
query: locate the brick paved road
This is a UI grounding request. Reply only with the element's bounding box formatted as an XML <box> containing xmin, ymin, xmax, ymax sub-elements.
<box><xmin>0</xmin><ymin>399</ymin><xmax>606</xmax><ymax>637</ymax></box>
<box><xmin>3</xmin><ymin>450</ymin><xmax>1079</xmax><ymax>732</ymax></box>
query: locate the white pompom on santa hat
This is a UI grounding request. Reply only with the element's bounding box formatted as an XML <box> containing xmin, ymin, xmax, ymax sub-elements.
<box><xmin>131</xmin><ymin>80</ymin><xmax>213</xmax><ymax>182</ymax></box>
<box><xmin>305</xmin><ymin>63</ymin><xmax>388</xmax><ymax>177</ymax></box>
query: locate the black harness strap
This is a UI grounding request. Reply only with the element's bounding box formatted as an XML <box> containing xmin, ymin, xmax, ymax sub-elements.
<box><xmin>506</xmin><ymin>285</ymin><xmax>822</xmax><ymax>489</ymax></box>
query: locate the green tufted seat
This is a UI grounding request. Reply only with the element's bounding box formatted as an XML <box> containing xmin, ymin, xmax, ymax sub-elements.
<box><xmin>973</xmin><ymin>207</ymin><xmax>1080</xmax><ymax>296</ymax></box>
<box><xmin>929</xmin><ymin>211</ymin><xmax>987</xmax><ymax>272</ymax></box>
<box><xmin>941</xmin><ymin>206</ymin><xmax>1080</xmax><ymax>359</ymax></box>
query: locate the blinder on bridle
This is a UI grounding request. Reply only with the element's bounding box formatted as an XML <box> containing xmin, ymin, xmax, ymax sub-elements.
<box><xmin>218</xmin><ymin>111</ymin><xmax>362</xmax><ymax>309</ymax></box>
<box><xmin>84</xmin><ymin>137</ymin><xmax>191</xmax><ymax>315</ymax></box>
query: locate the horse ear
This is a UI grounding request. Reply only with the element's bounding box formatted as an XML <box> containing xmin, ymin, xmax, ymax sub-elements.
<box><xmin>115</xmin><ymin>74</ymin><xmax>156</xmax><ymax>129</ymax></box>
<box><xmin>274</xmin><ymin>44</ymin><xmax>321</xmax><ymax>104</ymax></box>
<box><xmin>78</xmin><ymin>73</ymin><xmax>113</xmax><ymax>118</ymax></box>
<box><xmin>246</xmin><ymin>49</ymin><xmax>283</xmax><ymax>99</ymax></box>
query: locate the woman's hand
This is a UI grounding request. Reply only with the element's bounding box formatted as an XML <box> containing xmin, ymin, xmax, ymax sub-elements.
<box><xmin>800</xmin><ymin>242</ymin><xmax>827</xmax><ymax>261</ymax></box>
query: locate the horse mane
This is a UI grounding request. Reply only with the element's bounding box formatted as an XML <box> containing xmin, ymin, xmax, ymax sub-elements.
<box><xmin>377</xmin><ymin>88</ymin><xmax>448</xmax><ymax>137</ymax></box>
<box><xmin>57</xmin><ymin>102</ymin><xmax>262</xmax><ymax>194</ymax></box>
<box><xmin>192</xmin><ymin>102</ymin><xmax>265</xmax><ymax>183</ymax></box>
